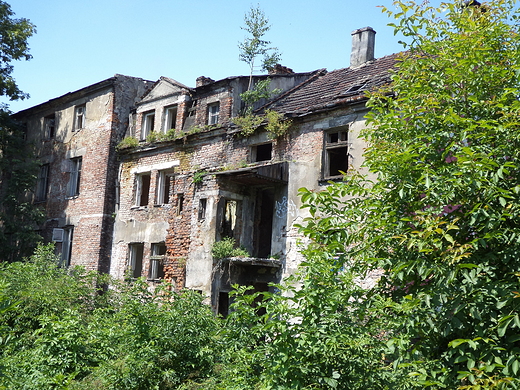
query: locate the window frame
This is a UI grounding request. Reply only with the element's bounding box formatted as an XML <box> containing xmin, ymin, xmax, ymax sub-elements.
<box><xmin>135</xmin><ymin>172</ymin><xmax>151</xmax><ymax>207</ymax></box>
<box><xmin>128</xmin><ymin>243</ymin><xmax>144</xmax><ymax>279</ymax></box>
<box><xmin>73</xmin><ymin>105</ymin><xmax>86</xmax><ymax>131</ymax></box>
<box><xmin>60</xmin><ymin>226</ymin><xmax>74</xmax><ymax>268</ymax></box>
<box><xmin>35</xmin><ymin>164</ymin><xmax>50</xmax><ymax>202</ymax></box>
<box><xmin>163</xmin><ymin>105</ymin><xmax>178</xmax><ymax>133</ymax></box>
<box><xmin>148</xmin><ymin>242</ymin><xmax>166</xmax><ymax>281</ymax></box>
<box><xmin>207</xmin><ymin>102</ymin><xmax>220</xmax><ymax>125</ymax></box>
<box><xmin>44</xmin><ymin>114</ymin><xmax>56</xmax><ymax>139</ymax></box>
<box><xmin>68</xmin><ymin>157</ymin><xmax>82</xmax><ymax>197</ymax></box>
<box><xmin>198</xmin><ymin>198</ymin><xmax>207</xmax><ymax>221</ymax></box>
<box><xmin>322</xmin><ymin>127</ymin><xmax>350</xmax><ymax>180</ymax></box>
<box><xmin>141</xmin><ymin>110</ymin><xmax>155</xmax><ymax>140</ymax></box>
<box><xmin>155</xmin><ymin>170</ymin><xmax>172</xmax><ymax>205</ymax></box>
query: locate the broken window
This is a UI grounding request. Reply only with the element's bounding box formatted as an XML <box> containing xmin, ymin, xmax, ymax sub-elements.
<box><xmin>156</xmin><ymin>171</ymin><xmax>172</xmax><ymax>205</ymax></box>
<box><xmin>60</xmin><ymin>226</ymin><xmax>74</xmax><ymax>268</ymax></box>
<box><xmin>128</xmin><ymin>243</ymin><xmax>144</xmax><ymax>278</ymax></box>
<box><xmin>141</xmin><ymin>110</ymin><xmax>155</xmax><ymax>140</ymax></box>
<box><xmin>221</xmin><ymin>199</ymin><xmax>237</xmax><ymax>239</ymax></box>
<box><xmin>252</xmin><ymin>143</ymin><xmax>272</xmax><ymax>162</ymax></box>
<box><xmin>218</xmin><ymin>291</ymin><xmax>229</xmax><ymax>317</ymax></box>
<box><xmin>323</xmin><ymin>127</ymin><xmax>349</xmax><ymax>179</ymax></box>
<box><xmin>136</xmin><ymin>173</ymin><xmax>151</xmax><ymax>207</ymax></box>
<box><xmin>73</xmin><ymin>105</ymin><xmax>85</xmax><ymax>130</ymax></box>
<box><xmin>164</xmin><ymin>105</ymin><xmax>177</xmax><ymax>132</ymax></box>
<box><xmin>44</xmin><ymin>114</ymin><xmax>55</xmax><ymax>139</ymax></box>
<box><xmin>148</xmin><ymin>243</ymin><xmax>166</xmax><ymax>281</ymax></box>
<box><xmin>207</xmin><ymin>102</ymin><xmax>220</xmax><ymax>125</ymax></box>
<box><xmin>68</xmin><ymin>157</ymin><xmax>82</xmax><ymax>197</ymax></box>
<box><xmin>35</xmin><ymin>164</ymin><xmax>49</xmax><ymax>202</ymax></box>
<box><xmin>198</xmin><ymin>198</ymin><xmax>207</xmax><ymax>221</ymax></box>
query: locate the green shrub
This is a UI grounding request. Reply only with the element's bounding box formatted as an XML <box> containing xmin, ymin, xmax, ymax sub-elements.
<box><xmin>145</xmin><ymin>131</ymin><xmax>160</xmax><ymax>144</ymax></box>
<box><xmin>116</xmin><ymin>136</ymin><xmax>139</xmax><ymax>150</ymax></box>
<box><xmin>211</xmin><ymin>237</ymin><xmax>249</xmax><ymax>259</ymax></box>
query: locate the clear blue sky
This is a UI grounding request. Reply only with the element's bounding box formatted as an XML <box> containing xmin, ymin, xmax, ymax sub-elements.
<box><xmin>2</xmin><ymin>0</ymin><xmax>442</xmax><ymax>113</ymax></box>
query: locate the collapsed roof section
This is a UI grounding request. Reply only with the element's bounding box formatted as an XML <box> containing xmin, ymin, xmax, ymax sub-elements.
<box><xmin>260</xmin><ymin>53</ymin><xmax>401</xmax><ymax>118</ymax></box>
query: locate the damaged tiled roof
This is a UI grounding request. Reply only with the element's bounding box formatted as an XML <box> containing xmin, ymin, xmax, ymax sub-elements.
<box><xmin>262</xmin><ymin>53</ymin><xmax>401</xmax><ymax>117</ymax></box>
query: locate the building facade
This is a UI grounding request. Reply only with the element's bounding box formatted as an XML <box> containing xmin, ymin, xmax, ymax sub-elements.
<box><xmin>14</xmin><ymin>75</ymin><xmax>152</xmax><ymax>271</ymax></box>
<box><xmin>14</xmin><ymin>27</ymin><xmax>397</xmax><ymax>314</ymax></box>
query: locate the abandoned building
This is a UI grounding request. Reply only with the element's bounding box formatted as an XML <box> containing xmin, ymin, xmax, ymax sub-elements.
<box><xmin>14</xmin><ymin>27</ymin><xmax>398</xmax><ymax>314</ymax></box>
<box><xmin>13</xmin><ymin>75</ymin><xmax>153</xmax><ymax>272</ymax></box>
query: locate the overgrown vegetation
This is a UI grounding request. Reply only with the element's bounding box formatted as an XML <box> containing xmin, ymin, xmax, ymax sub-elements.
<box><xmin>211</xmin><ymin>237</ymin><xmax>249</xmax><ymax>259</ymax></box>
<box><xmin>0</xmin><ymin>1</ymin><xmax>39</xmax><ymax>262</ymax></box>
<box><xmin>116</xmin><ymin>135</ymin><xmax>139</xmax><ymax>150</ymax></box>
<box><xmin>0</xmin><ymin>244</ymin><xmax>220</xmax><ymax>389</ymax></box>
<box><xmin>4</xmin><ymin>1</ymin><xmax>520</xmax><ymax>389</ymax></box>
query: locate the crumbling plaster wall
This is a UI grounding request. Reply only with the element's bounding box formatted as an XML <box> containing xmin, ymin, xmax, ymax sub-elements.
<box><xmin>112</xmin><ymin>86</ymin><xmax>372</xmax><ymax>301</ymax></box>
<box><xmin>21</xmin><ymin>86</ymin><xmax>118</xmax><ymax>270</ymax></box>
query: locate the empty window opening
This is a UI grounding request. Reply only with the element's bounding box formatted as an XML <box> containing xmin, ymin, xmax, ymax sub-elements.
<box><xmin>182</xmin><ymin>100</ymin><xmax>197</xmax><ymax>130</ymax></box>
<box><xmin>156</xmin><ymin>171</ymin><xmax>172</xmax><ymax>205</ymax></box>
<box><xmin>68</xmin><ymin>157</ymin><xmax>82</xmax><ymax>197</ymax></box>
<box><xmin>142</xmin><ymin>111</ymin><xmax>155</xmax><ymax>140</ymax></box>
<box><xmin>198</xmin><ymin>198</ymin><xmax>207</xmax><ymax>221</ymax></box>
<box><xmin>129</xmin><ymin>243</ymin><xmax>144</xmax><ymax>279</ymax></box>
<box><xmin>254</xmin><ymin>143</ymin><xmax>272</xmax><ymax>162</ymax></box>
<box><xmin>164</xmin><ymin>105</ymin><xmax>178</xmax><ymax>132</ymax></box>
<box><xmin>255</xmin><ymin>189</ymin><xmax>274</xmax><ymax>258</ymax></box>
<box><xmin>74</xmin><ymin>105</ymin><xmax>85</xmax><ymax>130</ymax></box>
<box><xmin>207</xmin><ymin>102</ymin><xmax>220</xmax><ymax>125</ymax></box>
<box><xmin>221</xmin><ymin>199</ymin><xmax>237</xmax><ymax>239</ymax></box>
<box><xmin>177</xmin><ymin>193</ymin><xmax>184</xmax><ymax>215</ymax></box>
<box><xmin>218</xmin><ymin>291</ymin><xmax>229</xmax><ymax>318</ymax></box>
<box><xmin>136</xmin><ymin>173</ymin><xmax>151</xmax><ymax>206</ymax></box>
<box><xmin>44</xmin><ymin>114</ymin><xmax>55</xmax><ymax>139</ymax></box>
<box><xmin>327</xmin><ymin>146</ymin><xmax>349</xmax><ymax>177</ymax></box>
<box><xmin>148</xmin><ymin>243</ymin><xmax>166</xmax><ymax>281</ymax></box>
<box><xmin>35</xmin><ymin>164</ymin><xmax>49</xmax><ymax>202</ymax></box>
<box><xmin>324</xmin><ymin>128</ymin><xmax>349</xmax><ymax>179</ymax></box>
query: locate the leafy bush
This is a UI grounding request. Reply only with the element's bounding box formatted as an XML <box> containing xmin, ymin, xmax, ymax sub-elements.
<box><xmin>116</xmin><ymin>136</ymin><xmax>139</xmax><ymax>150</ymax></box>
<box><xmin>211</xmin><ymin>237</ymin><xmax>249</xmax><ymax>259</ymax></box>
<box><xmin>145</xmin><ymin>131</ymin><xmax>160</xmax><ymax>144</ymax></box>
<box><xmin>0</xmin><ymin>243</ymin><xmax>221</xmax><ymax>390</ymax></box>
<box><xmin>265</xmin><ymin>109</ymin><xmax>291</xmax><ymax>139</ymax></box>
<box><xmin>234</xmin><ymin>113</ymin><xmax>263</xmax><ymax>137</ymax></box>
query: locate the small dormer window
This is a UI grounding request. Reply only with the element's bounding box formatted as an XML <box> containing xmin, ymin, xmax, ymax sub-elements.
<box><xmin>207</xmin><ymin>102</ymin><xmax>220</xmax><ymax>125</ymax></box>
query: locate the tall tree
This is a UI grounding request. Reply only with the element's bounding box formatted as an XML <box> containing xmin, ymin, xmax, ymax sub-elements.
<box><xmin>0</xmin><ymin>1</ymin><xmax>35</xmax><ymax>102</ymax></box>
<box><xmin>362</xmin><ymin>0</ymin><xmax>520</xmax><ymax>387</ymax></box>
<box><xmin>0</xmin><ymin>1</ymin><xmax>38</xmax><ymax>262</ymax></box>
<box><xmin>238</xmin><ymin>5</ymin><xmax>281</xmax><ymax>90</ymax></box>
<box><xmin>223</xmin><ymin>0</ymin><xmax>520</xmax><ymax>388</ymax></box>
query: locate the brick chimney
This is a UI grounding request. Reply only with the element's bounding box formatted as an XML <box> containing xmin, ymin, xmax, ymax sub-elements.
<box><xmin>350</xmin><ymin>27</ymin><xmax>376</xmax><ymax>67</ymax></box>
<box><xmin>196</xmin><ymin>76</ymin><xmax>215</xmax><ymax>87</ymax></box>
